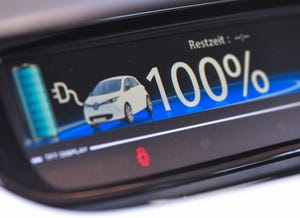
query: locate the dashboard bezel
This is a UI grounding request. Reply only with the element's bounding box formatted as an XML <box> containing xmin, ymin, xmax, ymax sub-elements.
<box><xmin>1</xmin><ymin>0</ymin><xmax>300</xmax><ymax>209</ymax></box>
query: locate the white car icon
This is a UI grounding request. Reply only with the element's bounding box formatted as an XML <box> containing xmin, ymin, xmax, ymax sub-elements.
<box><xmin>83</xmin><ymin>76</ymin><xmax>152</xmax><ymax>128</ymax></box>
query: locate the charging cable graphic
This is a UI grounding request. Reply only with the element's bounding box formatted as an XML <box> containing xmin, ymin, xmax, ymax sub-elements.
<box><xmin>51</xmin><ymin>82</ymin><xmax>83</xmax><ymax>106</ymax></box>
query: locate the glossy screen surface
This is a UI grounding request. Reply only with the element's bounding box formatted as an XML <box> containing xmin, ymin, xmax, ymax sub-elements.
<box><xmin>4</xmin><ymin>12</ymin><xmax>300</xmax><ymax>190</ymax></box>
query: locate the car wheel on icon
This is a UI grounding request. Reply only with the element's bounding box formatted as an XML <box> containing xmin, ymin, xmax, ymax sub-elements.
<box><xmin>91</xmin><ymin>123</ymin><xmax>99</xmax><ymax>129</ymax></box>
<box><xmin>146</xmin><ymin>95</ymin><xmax>152</xmax><ymax>113</ymax></box>
<box><xmin>124</xmin><ymin>103</ymin><xmax>134</xmax><ymax>123</ymax></box>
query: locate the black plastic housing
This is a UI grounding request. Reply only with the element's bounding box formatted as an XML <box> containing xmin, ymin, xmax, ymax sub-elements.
<box><xmin>0</xmin><ymin>0</ymin><xmax>300</xmax><ymax>209</ymax></box>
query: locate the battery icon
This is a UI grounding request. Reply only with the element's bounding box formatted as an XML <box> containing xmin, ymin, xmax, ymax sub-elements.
<box><xmin>13</xmin><ymin>64</ymin><xmax>58</xmax><ymax>141</ymax></box>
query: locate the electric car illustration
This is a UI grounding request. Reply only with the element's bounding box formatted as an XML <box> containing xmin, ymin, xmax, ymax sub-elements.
<box><xmin>83</xmin><ymin>76</ymin><xmax>152</xmax><ymax>128</ymax></box>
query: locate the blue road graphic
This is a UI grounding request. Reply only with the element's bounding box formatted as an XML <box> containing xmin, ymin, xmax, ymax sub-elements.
<box><xmin>27</xmin><ymin>73</ymin><xmax>300</xmax><ymax>147</ymax></box>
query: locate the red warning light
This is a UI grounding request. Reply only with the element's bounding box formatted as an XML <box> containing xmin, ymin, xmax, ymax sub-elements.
<box><xmin>136</xmin><ymin>147</ymin><xmax>151</xmax><ymax>167</ymax></box>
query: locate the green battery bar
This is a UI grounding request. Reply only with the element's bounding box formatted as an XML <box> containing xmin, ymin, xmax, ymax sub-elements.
<box><xmin>13</xmin><ymin>64</ymin><xmax>58</xmax><ymax>141</ymax></box>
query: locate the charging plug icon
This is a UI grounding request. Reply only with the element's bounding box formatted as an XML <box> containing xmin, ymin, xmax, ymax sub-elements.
<box><xmin>51</xmin><ymin>82</ymin><xmax>83</xmax><ymax>107</ymax></box>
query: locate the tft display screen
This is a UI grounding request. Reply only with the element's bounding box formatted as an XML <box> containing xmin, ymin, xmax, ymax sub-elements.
<box><xmin>3</xmin><ymin>11</ymin><xmax>300</xmax><ymax>190</ymax></box>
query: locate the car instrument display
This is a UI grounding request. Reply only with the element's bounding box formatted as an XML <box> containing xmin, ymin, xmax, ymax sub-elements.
<box><xmin>1</xmin><ymin>0</ymin><xmax>300</xmax><ymax>208</ymax></box>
